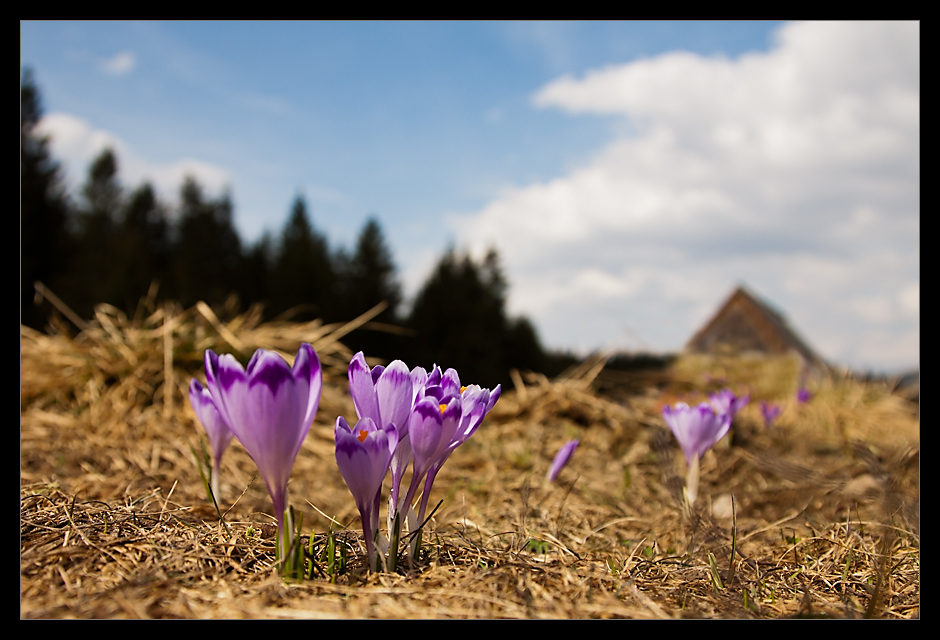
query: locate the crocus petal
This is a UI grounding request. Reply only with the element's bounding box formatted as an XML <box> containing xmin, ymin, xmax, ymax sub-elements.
<box><xmin>292</xmin><ymin>343</ymin><xmax>322</xmax><ymax>428</ymax></box>
<box><xmin>547</xmin><ymin>440</ymin><xmax>579</xmax><ymax>483</ymax></box>
<box><xmin>455</xmin><ymin>386</ymin><xmax>490</xmax><ymax>442</ymax></box>
<box><xmin>440</xmin><ymin>368</ymin><xmax>462</xmax><ymax>399</ymax></box>
<box><xmin>423</xmin><ymin>384</ymin><xmax>444</xmax><ymax>402</ymax></box>
<box><xmin>434</xmin><ymin>397</ymin><xmax>464</xmax><ymax>463</ymax></box>
<box><xmin>349</xmin><ymin>352</ymin><xmax>418</xmax><ymax>437</ymax></box>
<box><xmin>410</xmin><ymin>366</ymin><xmax>429</xmax><ymax>398</ymax></box>
<box><xmin>189</xmin><ymin>378</ymin><xmax>234</xmax><ymax>468</ymax></box>
<box><xmin>374</xmin><ymin>359</ymin><xmax>416</xmax><ymax>431</ymax></box>
<box><xmin>486</xmin><ymin>385</ymin><xmax>502</xmax><ymax>413</ymax></box>
<box><xmin>708</xmin><ymin>390</ymin><xmax>749</xmax><ymax>434</ymax></box>
<box><xmin>408</xmin><ymin>399</ymin><xmax>444</xmax><ymax>474</ymax></box>
<box><xmin>349</xmin><ymin>352</ymin><xmax>381</xmax><ymax>425</ymax></box>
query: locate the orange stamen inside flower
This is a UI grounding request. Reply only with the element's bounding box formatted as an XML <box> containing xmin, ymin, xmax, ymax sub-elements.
<box><xmin>357</xmin><ymin>430</ymin><xmax>369</xmax><ymax>443</ymax></box>
<box><xmin>439</xmin><ymin>404</ymin><xmax>447</xmax><ymax>414</ymax></box>
<box><xmin>461</xmin><ymin>386</ymin><xmax>467</xmax><ymax>393</ymax></box>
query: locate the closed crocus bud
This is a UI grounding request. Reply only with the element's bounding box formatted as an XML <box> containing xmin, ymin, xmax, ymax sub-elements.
<box><xmin>189</xmin><ymin>378</ymin><xmax>234</xmax><ymax>500</ymax></box>
<box><xmin>547</xmin><ymin>440</ymin><xmax>579</xmax><ymax>483</ymax></box>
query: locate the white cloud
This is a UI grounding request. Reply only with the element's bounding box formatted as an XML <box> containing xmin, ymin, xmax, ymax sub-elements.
<box><xmin>35</xmin><ymin>112</ymin><xmax>231</xmax><ymax>207</ymax></box>
<box><xmin>101</xmin><ymin>50</ymin><xmax>137</xmax><ymax>75</ymax></box>
<box><xmin>450</xmin><ymin>21</ymin><xmax>919</xmax><ymax>371</ymax></box>
<box><xmin>898</xmin><ymin>282</ymin><xmax>919</xmax><ymax>319</ymax></box>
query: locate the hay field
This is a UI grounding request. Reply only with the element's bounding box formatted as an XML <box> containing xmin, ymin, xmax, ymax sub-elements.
<box><xmin>20</xmin><ymin>302</ymin><xmax>919</xmax><ymax>618</ymax></box>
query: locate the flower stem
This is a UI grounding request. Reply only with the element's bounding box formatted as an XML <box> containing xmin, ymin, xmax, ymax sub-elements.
<box><xmin>210</xmin><ymin>464</ymin><xmax>221</xmax><ymax>507</ymax></box>
<box><xmin>684</xmin><ymin>455</ymin><xmax>700</xmax><ymax>511</ymax></box>
<box><xmin>388</xmin><ymin>510</ymin><xmax>401</xmax><ymax>573</ymax></box>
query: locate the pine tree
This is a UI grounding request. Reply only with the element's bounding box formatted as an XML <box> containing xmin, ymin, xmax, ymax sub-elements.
<box><xmin>117</xmin><ymin>182</ymin><xmax>171</xmax><ymax>313</ymax></box>
<box><xmin>21</xmin><ymin>68</ymin><xmax>73</xmax><ymax>329</ymax></box>
<box><xmin>239</xmin><ymin>232</ymin><xmax>274</xmax><ymax>311</ymax></box>
<box><xmin>346</xmin><ymin>218</ymin><xmax>402</xmax><ymax>318</ymax></box>
<box><xmin>338</xmin><ymin>217</ymin><xmax>404</xmax><ymax>358</ymax></box>
<box><xmin>63</xmin><ymin>147</ymin><xmax>125</xmax><ymax>319</ymax></box>
<box><xmin>269</xmin><ymin>196</ymin><xmax>336</xmax><ymax>321</ymax></box>
<box><xmin>171</xmin><ymin>177</ymin><xmax>243</xmax><ymax>309</ymax></box>
<box><xmin>408</xmin><ymin>247</ymin><xmax>547</xmax><ymax>387</ymax></box>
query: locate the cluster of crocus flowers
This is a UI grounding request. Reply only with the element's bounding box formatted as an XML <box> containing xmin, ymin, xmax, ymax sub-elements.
<box><xmin>189</xmin><ymin>344</ymin><xmax>498</xmax><ymax>575</ymax></box>
<box><xmin>190</xmin><ymin>343</ymin><xmax>322</xmax><ymax>568</ymax></box>
<box><xmin>662</xmin><ymin>401</ymin><xmax>732</xmax><ymax>507</ymax></box>
<box><xmin>335</xmin><ymin>352</ymin><xmax>500</xmax><ymax>571</ymax></box>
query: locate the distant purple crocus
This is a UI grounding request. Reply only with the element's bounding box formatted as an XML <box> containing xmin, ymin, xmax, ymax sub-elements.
<box><xmin>797</xmin><ymin>388</ymin><xmax>813</xmax><ymax>404</ymax></box>
<box><xmin>662</xmin><ymin>402</ymin><xmax>732</xmax><ymax>466</ymax></box>
<box><xmin>760</xmin><ymin>402</ymin><xmax>782</xmax><ymax>427</ymax></box>
<box><xmin>335</xmin><ymin>416</ymin><xmax>399</xmax><ymax>571</ymax></box>
<box><xmin>189</xmin><ymin>379</ymin><xmax>235</xmax><ymax>501</ymax></box>
<box><xmin>709</xmin><ymin>389</ymin><xmax>749</xmax><ymax>421</ymax></box>
<box><xmin>547</xmin><ymin>440</ymin><xmax>579</xmax><ymax>483</ymax></box>
<box><xmin>204</xmin><ymin>343</ymin><xmax>322</xmax><ymax>561</ymax></box>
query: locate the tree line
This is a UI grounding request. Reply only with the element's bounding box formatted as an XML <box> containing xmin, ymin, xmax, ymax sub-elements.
<box><xmin>21</xmin><ymin>68</ymin><xmax>576</xmax><ymax>388</ymax></box>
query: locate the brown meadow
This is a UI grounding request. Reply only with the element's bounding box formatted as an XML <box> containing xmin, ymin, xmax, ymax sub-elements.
<box><xmin>21</xmin><ymin>301</ymin><xmax>919</xmax><ymax>618</ymax></box>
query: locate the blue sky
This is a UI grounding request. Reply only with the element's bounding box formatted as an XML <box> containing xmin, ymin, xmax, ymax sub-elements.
<box><xmin>21</xmin><ymin>21</ymin><xmax>919</xmax><ymax>373</ymax></box>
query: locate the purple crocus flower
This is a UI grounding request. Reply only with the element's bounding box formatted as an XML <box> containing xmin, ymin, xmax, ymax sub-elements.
<box><xmin>761</xmin><ymin>401</ymin><xmax>782</xmax><ymax>427</ymax></box>
<box><xmin>709</xmin><ymin>389</ymin><xmax>749</xmax><ymax>421</ymax></box>
<box><xmin>410</xmin><ymin>370</ymin><xmax>501</xmax><ymax>525</ymax></box>
<box><xmin>662</xmin><ymin>402</ymin><xmax>732</xmax><ymax>466</ymax></box>
<box><xmin>334</xmin><ymin>416</ymin><xmax>399</xmax><ymax>571</ymax></box>
<box><xmin>204</xmin><ymin>343</ymin><xmax>322</xmax><ymax>558</ymax></box>
<box><xmin>400</xmin><ymin>395</ymin><xmax>462</xmax><ymax>520</ymax></box>
<box><xmin>347</xmin><ymin>352</ymin><xmax>426</xmax><ymax>513</ymax></box>
<box><xmin>797</xmin><ymin>388</ymin><xmax>812</xmax><ymax>404</ymax></box>
<box><xmin>419</xmin><ymin>369</ymin><xmax>501</xmax><ymax>467</ymax></box>
<box><xmin>547</xmin><ymin>440</ymin><xmax>579</xmax><ymax>483</ymax></box>
<box><xmin>189</xmin><ymin>378</ymin><xmax>235</xmax><ymax>501</ymax></box>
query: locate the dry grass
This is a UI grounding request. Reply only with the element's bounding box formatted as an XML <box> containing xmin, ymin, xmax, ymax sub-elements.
<box><xmin>21</xmin><ymin>301</ymin><xmax>919</xmax><ymax>618</ymax></box>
